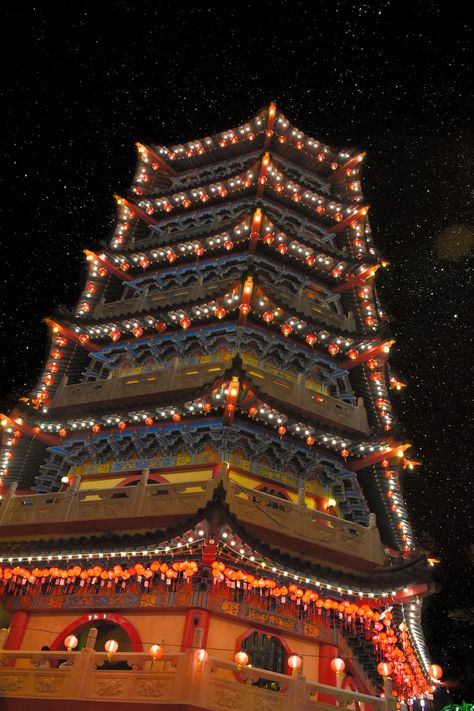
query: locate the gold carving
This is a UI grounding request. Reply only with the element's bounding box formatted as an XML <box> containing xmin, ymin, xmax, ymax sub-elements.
<box><xmin>138</xmin><ymin>680</ymin><xmax>166</xmax><ymax>697</ymax></box>
<box><xmin>139</xmin><ymin>594</ymin><xmax>157</xmax><ymax>607</ymax></box>
<box><xmin>0</xmin><ymin>675</ymin><xmax>23</xmax><ymax>691</ymax></box>
<box><xmin>36</xmin><ymin>676</ymin><xmax>61</xmax><ymax>693</ymax></box>
<box><xmin>220</xmin><ymin>600</ymin><xmax>240</xmax><ymax>616</ymax></box>
<box><xmin>95</xmin><ymin>677</ymin><xmax>124</xmax><ymax>695</ymax></box>
<box><xmin>213</xmin><ymin>686</ymin><xmax>243</xmax><ymax>709</ymax></box>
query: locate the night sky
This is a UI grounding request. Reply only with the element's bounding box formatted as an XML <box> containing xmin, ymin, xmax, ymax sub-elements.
<box><xmin>1</xmin><ymin>1</ymin><xmax>472</xmax><ymax>700</ymax></box>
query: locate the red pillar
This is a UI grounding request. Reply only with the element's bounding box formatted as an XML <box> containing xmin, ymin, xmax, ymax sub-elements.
<box><xmin>181</xmin><ymin>609</ymin><xmax>210</xmax><ymax>651</ymax></box>
<box><xmin>319</xmin><ymin>643</ymin><xmax>338</xmax><ymax>704</ymax></box>
<box><xmin>3</xmin><ymin>611</ymin><xmax>30</xmax><ymax>662</ymax></box>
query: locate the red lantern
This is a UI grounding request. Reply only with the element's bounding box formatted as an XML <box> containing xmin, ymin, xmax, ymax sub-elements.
<box><xmin>288</xmin><ymin>654</ymin><xmax>302</xmax><ymax>670</ymax></box>
<box><xmin>139</xmin><ymin>257</ymin><xmax>150</xmax><ymax>269</ymax></box>
<box><xmin>194</xmin><ymin>245</ymin><xmax>205</xmax><ymax>258</ymax></box>
<box><xmin>56</xmin><ymin>336</ymin><xmax>68</xmax><ymax>347</ymax></box>
<box><xmin>215</xmin><ymin>308</ymin><xmax>226</xmax><ymax>320</ymax></box>
<box><xmin>110</xmin><ymin>330</ymin><xmax>121</xmax><ymax>342</ymax></box>
<box><xmin>167</xmin><ymin>251</ymin><xmax>177</xmax><ymax>263</ymax></box>
<box><xmin>224</xmin><ymin>240</ymin><xmax>234</xmax><ymax>251</ymax></box>
<box><xmin>248</xmin><ymin>406</ymin><xmax>257</xmax><ymax>418</ymax></box>
<box><xmin>145</xmin><ymin>417</ymin><xmax>154</xmax><ymax>426</ymax></box>
<box><xmin>80</xmin><ymin>302</ymin><xmax>91</xmax><ymax>312</ymax></box>
<box><xmin>51</xmin><ymin>350</ymin><xmax>62</xmax><ymax>360</ymax></box>
<box><xmin>377</xmin><ymin>662</ymin><xmax>393</xmax><ymax>677</ymax></box>
<box><xmin>262</xmin><ymin>311</ymin><xmax>274</xmax><ymax>323</ymax></box>
<box><xmin>92</xmin><ymin>424</ymin><xmax>101</xmax><ymax>434</ymax></box>
<box><xmin>79</xmin><ymin>334</ymin><xmax>90</xmax><ymax>345</ymax></box>
<box><xmin>328</xmin><ymin>343</ymin><xmax>339</xmax><ymax>356</ymax></box>
<box><xmin>366</xmin><ymin>359</ymin><xmax>378</xmax><ymax>370</ymax></box>
<box><xmin>340</xmin><ymin>449</ymin><xmax>349</xmax><ymax>459</ymax></box>
<box><xmin>155</xmin><ymin>321</ymin><xmax>167</xmax><ymax>333</ymax></box>
<box><xmin>347</xmin><ymin>349</ymin><xmax>359</xmax><ymax>360</ymax></box>
<box><xmin>331</xmin><ymin>267</ymin><xmax>342</xmax><ymax>278</ymax></box>
<box><xmin>281</xmin><ymin>324</ymin><xmax>293</xmax><ymax>338</ymax></box>
<box><xmin>305</xmin><ymin>333</ymin><xmax>317</xmax><ymax>347</ymax></box>
<box><xmin>330</xmin><ymin>657</ymin><xmax>346</xmax><ymax>676</ymax></box>
<box><xmin>180</xmin><ymin>317</ymin><xmax>191</xmax><ymax>330</ymax></box>
<box><xmin>98</xmin><ymin>267</ymin><xmax>108</xmax><ymax>277</ymax></box>
<box><xmin>59</xmin><ymin>429</ymin><xmax>68</xmax><ymax>438</ymax></box>
<box><xmin>48</xmin><ymin>363</ymin><xmax>59</xmax><ymax>372</ymax></box>
<box><xmin>172</xmin><ymin>413</ymin><xmax>182</xmax><ymax>423</ymax></box>
<box><xmin>120</xmin><ymin>261</ymin><xmax>130</xmax><ymax>272</ymax></box>
<box><xmin>203</xmin><ymin>403</ymin><xmax>212</xmax><ymax>413</ymax></box>
<box><xmin>334</xmin><ymin>213</ymin><xmax>343</xmax><ymax>222</ymax></box>
<box><xmin>305</xmin><ymin>255</ymin><xmax>316</xmax><ymax>267</ymax></box>
<box><xmin>306</xmin><ymin>436</ymin><xmax>315</xmax><ymax>447</ymax></box>
<box><xmin>117</xmin><ymin>421</ymin><xmax>127</xmax><ymax>431</ymax></box>
<box><xmin>428</xmin><ymin>664</ymin><xmax>442</xmax><ymax>680</ymax></box>
<box><xmin>149</xmin><ymin>644</ymin><xmax>164</xmax><ymax>660</ymax></box>
<box><xmin>239</xmin><ymin>304</ymin><xmax>250</xmax><ymax>316</ymax></box>
<box><xmin>365</xmin><ymin>316</ymin><xmax>377</xmax><ymax>327</ymax></box>
<box><xmin>263</xmin><ymin>234</ymin><xmax>274</xmax><ymax>245</ymax></box>
<box><xmin>277</xmin><ymin>244</ymin><xmax>287</xmax><ymax>255</ymax></box>
<box><xmin>132</xmin><ymin>326</ymin><xmax>143</xmax><ymax>338</ymax></box>
<box><xmin>234</xmin><ymin>651</ymin><xmax>249</xmax><ymax>666</ymax></box>
<box><xmin>277</xmin><ymin>426</ymin><xmax>286</xmax><ymax>438</ymax></box>
<box><xmin>316</xmin><ymin>205</ymin><xmax>326</xmax><ymax>215</ymax></box>
<box><xmin>317</xmin><ymin>153</ymin><xmax>326</xmax><ymax>162</ymax></box>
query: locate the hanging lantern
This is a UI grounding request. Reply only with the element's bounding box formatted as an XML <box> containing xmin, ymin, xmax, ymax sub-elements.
<box><xmin>248</xmin><ymin>406</ymin><xmax>257</xmax><ymax>418</ymax></box>
<box><xmin>56</xmin><ymin>336</ymin><xmax>68</xmax><ymax>347</ymax></box>
<box><xmin>328</xmin><ymin>343</ymin><xmax>339</xmax><ymax>356</ymax></box>
<box><xmin>305</xmin><ymin>333</ymin><xmax>317</xmax><ymax>347</ymax></box>
<box><xmin>86</xmin><ymin>283</ymin><xmax>96</xmax><ymax>294</ymax></box>
<box><xmin>172</xmin><ymin>413</ymin><xmax>182</xmax><ymax>423</ymax></box>
<box><xmin>182</xmin><ymin>198</ymin><xmax>191</xmax><ymax>208</ymax></box>
<box><xmin>340</xmin><ymin>449</ymin><xmax>350</xmax><ymax>460</ymax></box>
<box><xmin>305</xmin><ymin>255</ymin><xmax>316</xmax><ymax>267</ymax></box>
<box><xmin>80</xmin><ymin>302</ymin><xmax>91</xmax><ymax>312</ymax></box>
<box><xmin>263</xmin><ymin>234</ymin><xmax>274</xmax><ymax>245</ymax></box>
<box><xmin>347</xmin><ymin>349</ymin><xmax>359</xmax><ymax>360</ymax></box>
<box><xmin>145</xmin><ymin>417</ymin><xmax>154</xmax><ymax>426</ymax></box>
<box><xmin>132</xmin><ymin>326</ymin><xmax>143</xmax><ymax>338</ymax></box>
<box><xmin>194</xmin><ymin>648</ymin><xmax>208</xmax><ymax>664</ymax></box>
<box><xmin>79</xmin><ymin>334</ymin><xmax>90</xmax><ymax>345</ymax></box>
<box><xmin>316</xmin><ymin>205</ymin><xmax>326</xmax><ymax>215</ymax></box>
<box><xmin>117</xmin><ymin>421</ymin><xmax>127</xmax><ymax>431</ymax></box>
<box><xmin>262</xmin><ymin>311</ymin><xmax>274</xmax><ymax>323</ymax></box>
<box><xmin>120</xmin><ymin>261</ymin><xmax>130</xmax><ymax>272</ymax></box>
<box><xmin>334</xmin><ymin>213</ymin><xmax>343</xmax><ymax>222</ymax></box>
<box><xmin>366</xmin><ymin>359</ymin><xmax>378</xmax><ymax>370</ymax></box>
<box><xmin>110</xmin><ymin>330</ymin><xmax>121</xmax><ymax>342</ymax></box>
<box><xmin>146</xmin><ymin>206</ymin><xmax>154</xmax><ymax>215</ymax></box>
<box><xmin>277</xmin><ymin>425</ymin><xmax>286</xmax><ymax>438</ymax></box>
<box><xmin>331</xmin><ymin>267</ymin><xmax>342</xmax><ymax>278</ymax></box>
<box><xmin>330</xmin><ymin>657</ymin><xmax>346</xmax><ymax>676</ymax></box>
<box><xmin>215</xmin><ymin>307</ymin><xmax>226</xmax><ymax>320</ymax></box>
<box><xmin>288</xmin><ymin>654</ymin><xmax>303</xmax><ymax>671</ymax></box>
<box><xmin>428</xmin><ymin>664</ymin><xmax>442</xmax><ymax>680</ymax></box>
<box><xmin>139</xmin><ymin>257</ymin><xmax>150</xmax><ymax>269</ymax></box>
<box><xmin>306</xmin><ymin>435</ymin><xmax>315</xmax><ymax>447</ymax></box>
<box><xmin>180</xmin><ymin>317</ymin><xmax>191</xmax><ymax>330</ymax></box>
<box><xmin>92</xmin><ymin>424</ymin><xmax>101</xmax><ymax>434</ymax></box>
<box><xmin>105</xmin><ymin>639</ymin><xmax>119</xmax><ymax>658</ymax></box>
<box><xmin>167</xmin><ymin>251</ymin><xmax>177</xmax><ymax>263</ymax></box>
<box><xmin>48</xmin><ymin>363</ymin><xmax>59</xmax><ymax>373</ymax></box>
<box><xmin>239</xmin><ymin>304</ymin><xmax>251</xmax><ymax>316</ymax></box>
<box><xmin>365</xmin><ymin>316</ymin><xmax>377</xmax><ymax>327</ymax></box>
<box><xmin>377</xmin><ymin>662</ymin><xmax>393</xmax><ymax>677</ymax></box>
<box><xmin>224</xmin><ymin>240</ymin><xmax>234</xmax><ymax>251</ymax></box>
<box><xmin>155</xmin><ymin>321</ymin><xmax>167</xmax><ymax>334</ymax></box>
<box><xmin>203</xmin><ymin>403</ymin><xmax>212</xmax><ymax>413</ymax></box>
<box><xmin>58</xmin><ymin>428</ymin><xmax>68</xmax><ymax>438</ymax></box>
<box><xmin>234</xmin><ymin>650</ymin><xmax>249</xmax><ymax>667</ymax></box>
<box><xmin>281</xmin><ymin>324</ymin><xmax>293</xmax><ymax>338</ymax></box>
<box><xmin>277</xmin><ymin>244</ymin><xmax>287</xmax><ymax>255</ymax></box>
<box><xmin>98</xmin><ymin>267</ymin><xmax>108</xmax><ymax>277</ymax></box>
<box><xmin>64</xmin><ymin>635</ymin><xmax>78</xmax><ymax>652</ymax></box>
<box><xmin>194</xmin><ymin>245</ymin><xmax>205</xmax><ymax>258</ymax></box>
<box><xmin>317</xmin><ymin>153</ymin><xmax>326</xmax><ymax>162</ymax></box>
<box><xmin>149</xmin><ymin>644</ymin><xmax>164</xmax><ymax>660</ymax></box>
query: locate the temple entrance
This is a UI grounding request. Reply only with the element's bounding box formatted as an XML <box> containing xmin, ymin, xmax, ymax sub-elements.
<box><xmin>241</xmin><ymin>631</ymin><xmax>286</xmax><ymax>690</ymax></box>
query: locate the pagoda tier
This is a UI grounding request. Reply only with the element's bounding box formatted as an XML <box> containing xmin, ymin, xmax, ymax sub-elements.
<box><xmin>0</xmin><ymin>105</ymin><xmax>438</xmax><ymax>708</ymax></box>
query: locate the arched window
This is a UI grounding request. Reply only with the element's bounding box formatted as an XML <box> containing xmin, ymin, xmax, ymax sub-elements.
<box><xmin>241</xmin><ymin>631</ymin><xmax>286</xmax><ymax>689</ymax></box>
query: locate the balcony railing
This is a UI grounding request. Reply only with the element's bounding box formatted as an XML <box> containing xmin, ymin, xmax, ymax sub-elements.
<box><xmin>0</xmin><ymin>648</ymin><xmax>395</xmax><ymax>711</ymax></box>
<box><xmin>0</xmin><ymin>473</ymin><xmax>386</xmax><ymax>566</ymax></box>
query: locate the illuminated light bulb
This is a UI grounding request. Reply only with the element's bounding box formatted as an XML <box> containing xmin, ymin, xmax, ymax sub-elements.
<box><xmin>194</xmin><ymin>648</ymin><xmax>208</xmax><ymax>664</ymax></box>
<box><xmin>149</xmin><ymin>644</ymin><xmax>164</xmax><ymax>660</ymax></box>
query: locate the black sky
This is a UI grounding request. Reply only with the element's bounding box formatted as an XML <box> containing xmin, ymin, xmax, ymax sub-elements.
<box><xmin>1</xmin><ymin>0</ymin><xmax>473</xmax><ymax>700</ymax></box>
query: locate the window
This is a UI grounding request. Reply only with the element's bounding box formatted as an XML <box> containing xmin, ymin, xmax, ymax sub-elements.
<box><xmin>241</xmin><ymin>631</ymin><xmax>286</xmax><ymax>689</ymax></box>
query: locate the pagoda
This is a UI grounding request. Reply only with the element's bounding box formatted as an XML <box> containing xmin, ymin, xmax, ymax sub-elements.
<box><xmin>0</xmin><ymin>104</ymin><xmax>442</xmax><ymax>710</ymax></box>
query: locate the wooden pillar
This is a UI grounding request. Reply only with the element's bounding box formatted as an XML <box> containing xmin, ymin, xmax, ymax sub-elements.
<box><xmin>319</xmin><ymin>643</ymin><xmax>338</xmax><ymax>704</ymax></box>
<box><xmin>181</xmin><ymin>609</ymin><xmax>210</xmax><ymax>651</ymax></box>
<box><xmin>3</xmin><ymin>611</ymin><xmax>29</xmax><ymax>650</ymax></box>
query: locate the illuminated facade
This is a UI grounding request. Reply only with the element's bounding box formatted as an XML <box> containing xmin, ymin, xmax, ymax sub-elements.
<box><xmin>0</xmin><ymin>104</ymin><xmax>440</xmax><ymax>709</ymax></box>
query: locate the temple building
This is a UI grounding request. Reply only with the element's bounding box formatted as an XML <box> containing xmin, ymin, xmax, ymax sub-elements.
<box><xmin>0</xmin><ymin>104</ymin><xmax>442</xmax><ymax>709</ymax></box>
